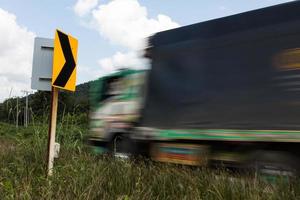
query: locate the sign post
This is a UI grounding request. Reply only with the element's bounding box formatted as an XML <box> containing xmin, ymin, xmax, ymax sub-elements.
<box><xmin>47</xmin><ymin>86</ymin><xmax>58</xmax><ymax>176</ymax></box>
<box><xmin>46</xmin><ymin>29</ymin><xmax>78</xmax><ymax>176</ymax></box>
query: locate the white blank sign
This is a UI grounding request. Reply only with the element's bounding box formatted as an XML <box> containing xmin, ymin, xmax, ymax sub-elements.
<box><xmin>31</xmin><ymin>37</ymin><xmax>54</xmax><ymax>91</ymax></box>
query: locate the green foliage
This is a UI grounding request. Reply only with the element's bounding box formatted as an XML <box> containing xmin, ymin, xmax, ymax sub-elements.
<box><xmin>0</xmin><ymin>81</ymin><xmax>91</xmax><ymax>125</ymax></box>
<box><xmin>1</xmin><ymin>123</ymin><xmax>300</xmax><ymax>200</ymax></box>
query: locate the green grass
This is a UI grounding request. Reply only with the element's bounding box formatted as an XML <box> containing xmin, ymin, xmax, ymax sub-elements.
<box><xmin>1</xmin><ymin>122</ymin><xmax>300</xmax><ymax>200</ymax></box>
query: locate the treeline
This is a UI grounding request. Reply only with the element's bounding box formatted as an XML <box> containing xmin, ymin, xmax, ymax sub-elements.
<box><xmin>0</xmin><ymin>81</ymin><xmax>92</xmax><ymax>125</ymax></box>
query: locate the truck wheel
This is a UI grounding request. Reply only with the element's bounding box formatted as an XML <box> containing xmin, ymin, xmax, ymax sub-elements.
<box><xmin>252</xmin><ymin>151</ymin><xmax>299</xmax><ymax>181</ymax></box>
<box><xmin>110</xmin><ymin>134</ymin><xmax>133</xmax><ymax>159</ymax></box>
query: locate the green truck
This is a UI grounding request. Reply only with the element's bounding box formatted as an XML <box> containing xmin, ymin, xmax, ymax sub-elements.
<box><xmin>88</xmin><ymin>1</ymin><xmax>300</xmax><ymax>176</ymax></box>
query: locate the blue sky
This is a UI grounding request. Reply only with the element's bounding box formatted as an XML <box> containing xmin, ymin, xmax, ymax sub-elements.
<box><xmin>0</xmin><ymin>0</ymin><xmax>295</xmax><ymax>101</ymax></box>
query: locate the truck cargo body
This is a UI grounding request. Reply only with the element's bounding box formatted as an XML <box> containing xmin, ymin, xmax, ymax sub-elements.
<box><xmin>135</xmin><ymin>1</ymin><xmax>300</xmax><ymax>171</ymax></box>
<box><xmin>142</xmin><ymin>1</ymin><xmax>300</xmax><ymax>132</ymax></box>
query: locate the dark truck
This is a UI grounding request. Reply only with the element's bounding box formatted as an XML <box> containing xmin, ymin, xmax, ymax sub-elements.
<box><xmin>89</xmin><ymin>1</ymin><xmax>300</xmax><ymax>176</ymax></box>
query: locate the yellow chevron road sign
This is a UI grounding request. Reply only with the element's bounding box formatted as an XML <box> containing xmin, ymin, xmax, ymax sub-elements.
<box><xmin>52</xmin><ymin>29</ymin><xmax>78</xmax><ymax>91</ymax></box>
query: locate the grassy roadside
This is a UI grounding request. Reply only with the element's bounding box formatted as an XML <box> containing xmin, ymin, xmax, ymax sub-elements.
<box><xmin>1</xmin><ymin>122</ymin><xmax>300</xmax><ymax>200</ymax></box>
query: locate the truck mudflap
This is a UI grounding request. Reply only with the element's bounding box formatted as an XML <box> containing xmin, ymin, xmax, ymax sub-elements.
<box><xmin>150</xmin><ymin>143</ymin><xmax>209</xmax><ymax>166</ymax></box>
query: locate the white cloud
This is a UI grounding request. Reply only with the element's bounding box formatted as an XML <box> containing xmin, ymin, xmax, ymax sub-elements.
<box><xmin>74</xmin><ymin>0</ymin><xmax>179</xmax><ymax>76</ymax></box>
<box><xmin>0</xmin><ymin>8</ymin><xmax>35</xmax><ymax>102</ymax></box>
<box><xmin>77</xmin><ymin>65</ymin><xmax>103</xmax><ymax>83</ymax></box>
<box><xmin>97</xmin><ymin>51</ymin><xmax>149</xmax><ymax>75</ymax></box>
<box><xmin>73</xmin><ymin>0</ymin><xmax>99</xmax><ymax>17</ymax></box>
<box><xmin>91</xmin><ymin>0</ymin><xmax>179</xmax><ymax>50</ymax></box>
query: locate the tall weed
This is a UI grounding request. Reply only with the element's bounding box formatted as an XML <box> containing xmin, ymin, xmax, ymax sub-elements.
<box><xmin>0</xmin><ymin>123</ymin><xmax>300</xmax><ymax>200</ymax></box>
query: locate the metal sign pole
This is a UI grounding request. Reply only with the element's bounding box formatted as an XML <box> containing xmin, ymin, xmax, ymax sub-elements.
<box><xmin>47</xmin><ymin>86</ymin><xmax>59</xmax><ymax>176</ymax></box>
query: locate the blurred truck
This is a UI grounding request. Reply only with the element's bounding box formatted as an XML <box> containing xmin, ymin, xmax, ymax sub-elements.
<box><xmin>88</xmin><ymin>1</ymin><xmax>300</xmax><ymax>176</ymax></box>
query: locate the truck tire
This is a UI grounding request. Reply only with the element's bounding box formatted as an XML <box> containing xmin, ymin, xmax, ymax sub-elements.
<box><xmin>109</xmin><ymin>134</ymin><xmax>133</xmax><ymax>159</ymax></box>
<box><xmin>252</xmin><ymin>151</ymin><xmax>299</xmax><ymax>180</ymax></box>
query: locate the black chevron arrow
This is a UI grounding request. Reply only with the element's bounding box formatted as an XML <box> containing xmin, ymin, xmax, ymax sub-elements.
<box><xmin>53</xmin><ymin>30</ymin><xmax>76</xmax><ymax>88</ymax></box>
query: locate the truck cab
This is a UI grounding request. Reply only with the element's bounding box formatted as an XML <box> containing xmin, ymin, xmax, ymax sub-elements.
<box><xmin>88</xmin><ymin>69</ymin><xmax>145</xmax><ymax>155</ymax></box>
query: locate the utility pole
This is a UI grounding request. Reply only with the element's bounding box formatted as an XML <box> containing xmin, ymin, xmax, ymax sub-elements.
<box><xmin>16</xmin><ymin>97</ymin><xmax>18</xmax><ymax>129</ymax></box>
<box><xmin>24</xmin><ymin>107</ymin><xmax>26</xmax><ymax>126</ymax></box>
<box><xmin>22</xmin><ymin>90</ymin><xmax>31</xmax><ymax>127</ymax></box>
